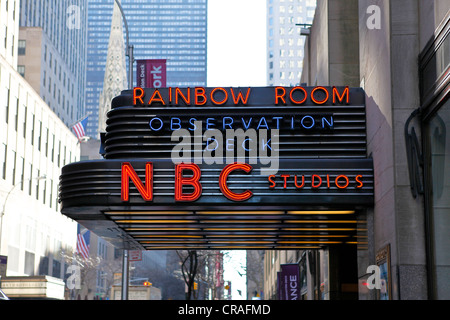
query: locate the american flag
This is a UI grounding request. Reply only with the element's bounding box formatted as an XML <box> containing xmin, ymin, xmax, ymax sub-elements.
<box><xmin>72</xmin><ymin>116</ymin><xmax>88</xmax><ymax>141</ymax></box>
<box><xmin>76</xmin><ymin>225</ymin><xmax>90</xmax><ymax>259</ymax></box>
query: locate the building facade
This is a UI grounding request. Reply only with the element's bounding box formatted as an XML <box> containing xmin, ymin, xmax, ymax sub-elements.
<box><xmin>0</xmin><ymin>0</ymin><xmax>80</xmax><ymax>287</ymax></box>
<box><xmin>267</xmin><ymin>0</ymin><xmax>316</xmax><ymax>86</ymax></box>
<box><xmin>85</xmin><ymin>0</ymin><xmax>208</xmax><ymax>138</ymax></box>
<box><xmin>18</xmin><ymin>0</ymin><xmax>88</xmax><ymax>127</ymax></box>
<box><xmin>264</xmin><ymin>0</ymin><xmax>450</xmax><ymax>300</ymax></box>
<box><xmin>417</xmin><ymin>1</ymin><xmax>450</xmax><ymax>300</ymax></box>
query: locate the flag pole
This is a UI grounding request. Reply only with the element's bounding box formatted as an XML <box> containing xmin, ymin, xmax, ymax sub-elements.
<box><xmin>115</xmin><ymin>0</ymin><xmax>134</xmax><ymax>301</ymax></box>
<box><xmin>69</xmin><ymin>112</ymin><xmax>91</xmax><ymax>129</ymax></box>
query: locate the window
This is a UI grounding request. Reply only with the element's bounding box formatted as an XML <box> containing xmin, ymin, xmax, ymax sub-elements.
<box><xmin>39</xmin><ymin>256</ymin><xmax>49</xmax><ymax>275</ymax></box>
<box><xmin>31</xmin><ymin>114</ymin><xmax>35</xmax><ymax>145</ymax></box>
<box><xmin>18</xmin><ymin>40</ymin><xmax>26</xmax><ymax>55</ymax></box>
<box><xmin>1</xmin><ymin>144</ymin><xmax>6</xmax><ymax>180</ymax></box>
<box><xmin>17</xmin><ymin>65</ymin><xmax>25</xmax><ymax>77</ymax></box>
<box><xmin>14</xmin><ymin>97</ymin><xmax>19</xmax><ymax>131</ymax></box>
<box><xmin>5</xmin><ymin>88</ymin><xmax>10</xmax><ymax>124</ymax></box>
<box><xmin>36</xmin><ymin>169</ymin><xmax>40</xmax><ymax>200</ymax></box>
<box><xmin>25</xmin><ymin>251</ymin><xmax>35</xmax><ymax>275</ymax></box>
<box><xmin>23</xmin><ymin>105</ymin><xmax>27</xmax><ymax>138</ymax></box>
<box><xmin>11</xmin><ymin>150</ymin><xmax>16</xmax><ymax>185</ymax></box>
<box><xmin>45</xmin><ymin>128</ymin><xmax>49</xmax><ymax>157</ymax></box>
<box><xmin>427</xmin><ymin>99</ymin><xmax>450</xmax><ymax>298</ymax></box>
<box><xmin>20</xmin><ymin>157</ymin><xmax>24</xmax><ymax>191</ymax></box>
<box><xmin>38</xmin><ymin>120</ymin><xmax>42</xmax><ymax>151</ymax></box>
<box><xmin>4</xmin><ymin>26</ymin><xmax>7</xmax><ymax>49</ymax></box>
<box><xmin>49</xmin><ymin>179</ymin><xmax>53</xmax><ymax>208</ymax></box>
<box><xmin>28</xmin><ymin>164</ymin><xmax>33</xmax><ymax>196</ymax></box>
<box><xmin>52</xmin><ymin>259</ymin><xmax>61</xmax><ymax>278</ymax></box>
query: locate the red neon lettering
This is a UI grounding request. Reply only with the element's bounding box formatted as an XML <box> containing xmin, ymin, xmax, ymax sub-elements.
<box><xmin>311</xmin><ymin>86</ymin><xmax>329</xmax><ymax>105</ymax></box>
<box><xmin>195</xmin><ymin>87</ymin><xmax>207</xmax><ymax>105</ymax></box>
<box><xmin>281</xmin><ymin>174</ymin><xmax>290</xmax><ymax>189</ymax></box>
<box><xmin>148</xmin><ymin>89</ymin><xmax>165</xmax><ymax>105</ymax></box>
<box><xmin>230</xmin><ymin>88</ymin><xmax>251</xmax><ymax>105</ymax></box>
<box><xmin>175</xmin><ymin>87</ymin><xmax>191</xmax><ymax>105</ymax></box>
<box><xmin>289</xmin><ymin>86</ymin><xmax>307</xmax><ymax>105</ymax></box>
<box><xmin>355</xmin><ymin>175</ymin><xmax>363</xmax><ymax>188</ymax></box>
<box><xmin>274</xmin><ymin>86</ymin><xmax>286</xmax><ymax>105</ymax></box>
<box><xmin>335</xmin><ymin>175</ymin><xmax>349</xmax><ymax>189</ymax></box>
<box><xmin>211</xmin><ymin>87</ymin><xmax>229</xmax><ymax>105</ymax></box>
<box><xmin>294</xmin><ymin>175</ymin><xmax>305</xmax><ymax>188</ymax></box>
<box><xmin>311</xmin><ymin>174</ymin><xmax>322</xmax><ymax>188</ymax></box>
<box><xmin>175</xmin><ymin>163</ymin><xmax>202</xmax><ymax>202</ymax></box>
<box><xmin>268</xmin><ymin>175</ymin><xmax>276</xmax><ymax>188</ymax></box>
<box><xmin>219</xmin><ymin>163</ymin><xmax>253</xmax><ymax>201</ymax></box>
<box><xmin>332</xmin><ymin>86</ymin><xmax>349</xmax><ymax>104</ymax></box>
<box><xmin>133</xmin><ymin>87</ymin><xmax>145</xmax><ymax>105</ymax></box>
<box><xmin>121</xmin><ymin>162</ymin><xmax>153</xmax><ymax>202</ymax></box>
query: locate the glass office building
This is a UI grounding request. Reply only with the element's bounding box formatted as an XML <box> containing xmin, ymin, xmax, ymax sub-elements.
<box><xmin>86</xmin><ymin>0</ymin><xmax>208</xmax><ymax>138</ymax></box>
<box><xmin>267</xmin><ymin>0</ymin><xmax>316</xmax><ymax>86</ymax></box>
<box><xmin>18</xmin><ymin>0</ymin><xmax>88</xmax><ymax>126</ymax></box>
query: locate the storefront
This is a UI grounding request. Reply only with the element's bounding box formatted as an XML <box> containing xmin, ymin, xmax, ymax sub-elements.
<box><xmin>419</xmin><ymin>15</ymin><xmax>450</xmax><ymax>300</ymax></box>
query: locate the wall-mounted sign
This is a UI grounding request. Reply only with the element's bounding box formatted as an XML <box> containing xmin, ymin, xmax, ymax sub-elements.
<box><xmin>136</xmin><ymin>59</ymin><xmax>167</xmax><ymax>89</ymax></box>
<box><xmin>278</xmin><ymin>264</ymin><xmax>300</xmax><ymax>300</ymax></box>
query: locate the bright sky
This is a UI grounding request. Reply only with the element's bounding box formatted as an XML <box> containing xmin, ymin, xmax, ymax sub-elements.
<box><xmin>223</xmin><ymin>250</ymin><xmax>248</xmax><ymax>300</ymax></box>
<box><xmin>207</xmin><ymin>0</ymin><xmax>267</xmax><ymax>300</ymax></box>
<box><xmin>207</xmin><ymin>0</ymin><xmax>267</xmax><ymax>87</ymax></box>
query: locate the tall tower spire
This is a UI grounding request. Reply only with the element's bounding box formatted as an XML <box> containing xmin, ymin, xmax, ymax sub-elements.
<box><xmin>98</xmin><ymin>0</ymin><xmax>128</xmax><ymax>137</ymax></box>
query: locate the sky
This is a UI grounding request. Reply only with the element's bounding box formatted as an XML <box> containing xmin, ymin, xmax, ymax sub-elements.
<box><xmin>222</xmin><ymin>250</ymin><xmax>248</xmax><ymax>300</ymax></box>
<box><xmin>207</xmin><ymin>0</ymin><xmax>267</xmax><ymax>87</ymax></box>
<box><xmin>207</xmin><ymin>0</ymin><xmax>267</xmax><ymax>300</ymax></box>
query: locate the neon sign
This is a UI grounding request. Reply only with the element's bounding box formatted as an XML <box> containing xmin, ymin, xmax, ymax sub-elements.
<box><xmin>268</xmin><ymin>173</ymin><xmax>364</xmax><ymax>189</ymax></box>
<box><xmin>132</xmin><ymin>86</ymin><xmax>349</xmax><ymax>107</ymax></box>
<box><xmin>133</xmin><ymin>86</ymin><xmax>252</xmax><ymax>106</ymax></box>
<box><xmin>147</xmin><ymin>115</ymin><xmax>334</xmax><ymax>132</ymax></box>
<box><xmin>121</xmin><ymin>162</ymin><xmax>366</xmax><ymax>203</ymax></box>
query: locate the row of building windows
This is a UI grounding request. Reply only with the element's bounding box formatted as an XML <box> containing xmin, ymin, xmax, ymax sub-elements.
<box><xmin>2</xmin><ymin>97</ymin><xmax>75</xmax><ymax>166</ymax></box>
<box><xmin>89</xmin><ymin>3</ymin><xmax>205</xmax><ymax>9</ymax></box>
<box><xmin>269</xmin><ymin>15</ymin><xmax>311</xmax><ymax>26</ymax></box>
<box><xmin>20</xmin><ymin>0</ymin><xmax>87</xmax><ymax>76</ymax></box>
<box><xmin>19</xmin><ymin>0</ymin><xmax>87</xmax><ymax>126</ymax></box>
<box><xmin>1</xmin><ymin>145</ymin><xmax>57</xmax><ymax>209</ymax></box>
<box><xmin>131</xmin><ymin>35</ymin><xmax>206</xmax><ymax>41</ymax></box>
<box><xmin>17</xmin><ymin>35</ymin><xmax>81</xmax><ymax>125</ymax></box>
<box><xmin>269</xmin><ymin>38</ymin><xmax>306</xmax><ymax>47</ymax></box>
<box><xmin>270</xmin><ymin>60</ymin><xmax>303</xmax><ymax>69</ymax></box>
<box><xmin>1</xmin><ymin>78</ymin><xmax>77</xmax><ymax>214</ymax></box>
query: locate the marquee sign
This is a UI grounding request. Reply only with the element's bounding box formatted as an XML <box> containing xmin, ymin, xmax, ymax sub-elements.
<box><xmin>59</xmin><ymin>86</ymin><xmax>373</xmax><ymax>250</ymax></box>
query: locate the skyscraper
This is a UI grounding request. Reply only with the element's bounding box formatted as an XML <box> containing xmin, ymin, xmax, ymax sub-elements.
<box><xmin>18</xmin><ymin>0</ymin><xmax>88</xmax><ymax>127</ymax></box>
<box><xmin>86</xmin><ymin>0</ymin><xmax>208</xmax><ymax>138</ymax></box>
<box><xmin>267</xmin><ymin>0</ymin><xmax>316</xmax><ymax>86</ymax></box>
<box><xmin>1</xmin><ymin>0</ymin><xmax>80</xmax><ymax>286</ymax></box>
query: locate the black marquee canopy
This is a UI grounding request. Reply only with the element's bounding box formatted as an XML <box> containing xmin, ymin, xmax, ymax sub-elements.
<box><xmin>59</xmin><ymin>86</ymin><xmax>373</xmax><ymax>250</ymax></box>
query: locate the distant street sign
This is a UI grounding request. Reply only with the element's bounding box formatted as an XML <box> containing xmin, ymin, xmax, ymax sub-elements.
<box><xmin>129</xmin><ymin>250</ymin><xmax>142</xmax><ymax>261</ymax></box>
